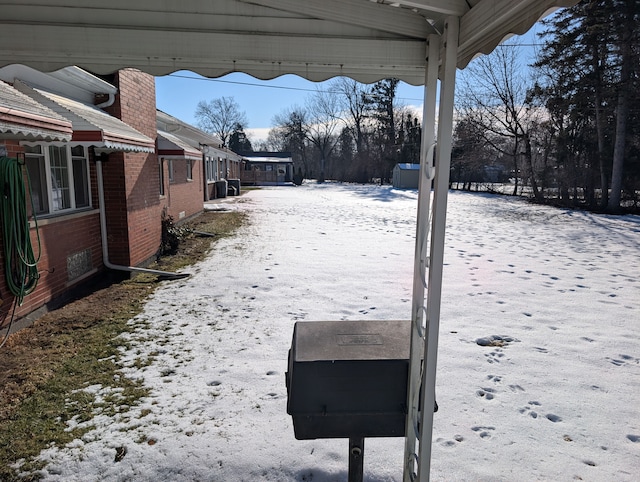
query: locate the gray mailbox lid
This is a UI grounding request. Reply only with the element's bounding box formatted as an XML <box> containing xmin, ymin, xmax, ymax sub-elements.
<box><xmin>292</xmin><ymin>320</ymin><xmax>411</xmax><ymax>362</ymax></box>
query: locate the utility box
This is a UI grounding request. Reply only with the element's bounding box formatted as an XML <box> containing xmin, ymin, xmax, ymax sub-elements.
<box><xmin>214</xmin><ymin>179</ymin><xmax>227</xmax><ymax>198</ymax></box>
<box><xmin>227</xmin><ymin>178</ymin><xmax>241</xmax><ymax>196</ymax></box>
<box><xmin>286</xmin><ymin>320</ymin><xmax>410</xmax><ymax>440</ymax></box>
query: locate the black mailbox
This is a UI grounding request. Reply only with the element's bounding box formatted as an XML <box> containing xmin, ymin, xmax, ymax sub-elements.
<box><xmin>286</xmin><ymin>320</ymin><xmax>411</xmax><ymax>440</ymax></box>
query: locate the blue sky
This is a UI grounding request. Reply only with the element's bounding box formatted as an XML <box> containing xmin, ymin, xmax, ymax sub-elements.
<box><xmin>155</xmin><ymin>72</ymin><xmax>427</xmax><ymax>144</ymax></box>
<box><xmin>154</xmin><ymin>24</ymin><xmax>543</xmax><ymax>144</ymax></box>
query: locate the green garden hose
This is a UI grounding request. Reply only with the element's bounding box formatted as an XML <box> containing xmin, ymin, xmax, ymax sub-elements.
<box><xmin>0</xmin><ymin>156</ymin><xmax>41</xmax><ymax>306</ymax></box>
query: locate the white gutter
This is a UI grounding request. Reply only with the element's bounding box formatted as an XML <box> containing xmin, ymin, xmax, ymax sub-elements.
<box><xmin>95</xmin><ymin>92</ymin><xmax>115</xmax><ymax>108</ymax></box>
<box><xmin>96</xmin><ymin>158</ymin><xmax>189</xmax><ymax>280</ymax></box>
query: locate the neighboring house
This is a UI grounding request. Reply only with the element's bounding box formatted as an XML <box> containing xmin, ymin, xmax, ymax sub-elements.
<box><xmin>392</xmin><ymin>163</ymin><xmax>420</xmax><ymax>189</ymax></box>
<box><xmin>240</xmin><ymin>152</ymin><xmax>294</xmax><ymax>186</ymax></box>
<box><xmin>156</xmin><ymin>110</ymin><xmax>242</xmax><ymax>201</ymax></box>
<box><xmin>0</xmin><ymin>65</ymin><xmax>208</xmax><ymax>332</ymax></box>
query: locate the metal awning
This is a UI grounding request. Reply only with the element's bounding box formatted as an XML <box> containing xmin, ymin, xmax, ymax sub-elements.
<box><xmin>0</xmin><ymin>0</ymin><xmax>579</xmax><ymax>85</ymax></box>
<box><xmin>14</xmin><ymin>81</ymin><xmax>155</xmax><ymax>153</ymax></box>
<box><xmin>157</xmin><ymin>129</ymin><xmax>202</xmax><ymax>160</ymax></box>
<box><xmin>0</xmin><ymin>80</ymin><xmax>72</xmax><ymax>142</ymax></box>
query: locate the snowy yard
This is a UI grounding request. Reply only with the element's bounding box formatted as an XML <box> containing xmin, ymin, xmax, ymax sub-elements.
<box><xmin>33</xmin><ymin>184</ymin><xmax>639</xmax><ymax>481</ymax></box>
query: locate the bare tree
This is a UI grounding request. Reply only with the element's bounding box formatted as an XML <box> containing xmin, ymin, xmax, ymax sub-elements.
<box><xmin>458</xmin><ymin>42</ymin><xmax>544</xmax><ymax>201</ymax></box>
<box><xmin>305</xmin><ymin>88</ymin><xmax>341</xmax><ymax>182</ymax></box>
<box><xmin>270</xmin><ymin>106</ymin><xmax>310</xmax><ymax>177</ymax></box>
<box><xmin>329</xmin><ymin>77</ymin><xmax>371</xmax><ymax>153</ymax></box>
<box><xmin>195</xmin><ymin>96</ymin><xmax>248</xmax><ymax>148</ymax></box>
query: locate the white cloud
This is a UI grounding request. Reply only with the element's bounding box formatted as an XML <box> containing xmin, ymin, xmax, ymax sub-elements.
<box><xmin>246</xmin><ymin>127</ymin><xmax>270</xmax><ymax>143</ymax></box>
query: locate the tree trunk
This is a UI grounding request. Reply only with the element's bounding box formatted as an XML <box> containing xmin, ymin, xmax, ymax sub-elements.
<box><xmin>590</xmin><ymin>41</ymin><xmax>609</xmax><ymax>208</ymax></box>
<box><xmin>511</xmin><ymin>144</ymin><xmax>519</xmax><ymax>196</ymax></box>
<box><xmin>524</xmin><ymin>134</ymin><xmax>543</xmax><ymax>202</ymax></box>
<box><xmin>607</xmin><ymin>0</ymin><xmax>634</xmax><ymax>212</ymax></box>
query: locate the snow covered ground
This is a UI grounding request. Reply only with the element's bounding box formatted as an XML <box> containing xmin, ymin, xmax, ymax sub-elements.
<box><xmin>32</xmin><ymin>184</ymin><xmax>639</xmax><ymax>481</ymax></box>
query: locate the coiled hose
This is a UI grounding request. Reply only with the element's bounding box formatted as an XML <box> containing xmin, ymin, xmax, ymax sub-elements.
<box><xmin>0</xmin><ymin>156</ymin><xmax>41</xmax><ymax>306</ymax></box>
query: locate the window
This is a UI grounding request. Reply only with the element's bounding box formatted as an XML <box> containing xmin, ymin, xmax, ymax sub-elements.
<box><xmin>186</xmin><ymin>159</ymin><xmax>193</xmax><ymax>181</ymax></box>
<box><xmin>71</xmin><ymin>146</ymin><xmax>89</xmax><ymax>208</ymax></box>
<box><xmin>24</xmin><ymin>144</ymin><xmax>90</xmax><ymax>216</ymax></box>
<box><xmin>48</xmin><ymin>145</ymin><xmax>71</xmax><ymax>211</ymax></box>
<box><xmin>206</xmin><ymin>156</ymin><xmax>216</xmax><ymax>182</ymax></box>
<box><xmin>25</xmin><ymin>145</ymin><xmax>49</xmax><ymax>215</ymax></box>
<box><xmin>168</xmin><ymin>159</ymin><xmax>175</xmax><ymax>183</ymax></box>
<box><xmin>159</xmin><ymin>158</ymin><xmax>165</xmax><ymax>196</ymax></box>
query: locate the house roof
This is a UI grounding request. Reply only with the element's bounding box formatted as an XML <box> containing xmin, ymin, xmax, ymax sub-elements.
<box><xmin>244</xmin><ymin>156</ymin><xmax>293</xmax><ymax>164</ymax></box>
<box><xmin>241</xmin><ymin>151</ymin><xmax>293</xmax><ymax>164</ymax></box>
<box><xmin>14</xmin><ymin>81</ymin><xmax>155</xmax><ymax>153</ymax></box>
<box><xmin>0</xmin><ymin>80</ymin><xmax>73</xmax><ymax>142</ymax></box>
<box><xmin>0</xmin><ymin>65</ymin><xmax>117</xmax><ymax>105</ymax></box>
<box><xmin>396</xmin><ymin>163</ymin><xmax>421</xmax><ymax>171</ymax></box>
<box><xmin>157</xmin><ymin>129</ymin><xmax>202</xmax><ymax>160</ymax></box>
<box><xmin>0</xmin><ymin>1</ymin><xmax>580</xmax><ymax>85</ymax></box>
<box><xmin>157</xmin><ymin>110</ymin><xmax>223</xmax><ymax>149</ymax></box>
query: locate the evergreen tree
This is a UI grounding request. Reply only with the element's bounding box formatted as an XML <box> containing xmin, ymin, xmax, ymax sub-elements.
<box><xmin>228</xmin><ymin>123</ymin><xmax>253</xmax><ymax>153</ymax></box>
<box><xmin>367</xmin><ymin>78</ymin><xmax>400</xmax><ymax>182</ymax></box>
<box><xmin>535</xmin><ymin>1</ymin><xmax>639</xmax><ymax>210</ymax></box>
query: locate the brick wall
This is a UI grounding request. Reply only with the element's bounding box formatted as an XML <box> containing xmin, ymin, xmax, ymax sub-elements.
<box><xmin>0</xmin><ymin>140</ymin><xmax>103</xmax><ymax>326</ymax></box>
<box><xmin>103</xmin><ymin>69</ymin><xmax>165</xmax><ymax>267</ymax></box>
<box><xmin>165</xmin><ymin>159</ymin><xmax>204</xmax><ymax>222</ymax></box>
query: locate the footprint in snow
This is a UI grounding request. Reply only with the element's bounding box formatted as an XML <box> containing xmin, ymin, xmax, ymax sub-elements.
<box><xmin>476</xmin><ymin>387</ymin><xmax>496</xmax><ymax>400</ymax></box>
<box><xmin>437</xmin><ymin>435</ymin><xmax>464</xmax><ymax>447</ymax></box>
<box><xmin>483</xmin><ymin>348</ymin><xmax>506</xmax><ymax>364</ymax></box>
<box><xmin>518</xmin><ymin>401</ymin><xmax>541</xmax><ymax>419</ymax></box>
<box><xmin>606</xmin><ymin>354</ymin><xmax>639</xmax><ymax>366</ymax></box>
<box><xmin>471</xmin><ymin>426</ymin><xmax>495</xmax><ymax>439</ymax></box>
<box><xmin>487</xmin><ymin>374</ymin><xmax>502</xmax><ymax>384</ymax></box>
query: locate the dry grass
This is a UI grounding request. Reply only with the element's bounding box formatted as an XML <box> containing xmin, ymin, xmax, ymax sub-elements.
<box><xmin>0</xmin><ymin>208</ymin><xmax>248</xmax><ymax>481</ymax></box>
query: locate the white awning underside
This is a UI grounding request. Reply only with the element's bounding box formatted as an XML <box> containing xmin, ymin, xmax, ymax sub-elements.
<box><xmin>0</xmin><ymin>0</ymin><xmax>579</xmax><ymax>84</ymax></box>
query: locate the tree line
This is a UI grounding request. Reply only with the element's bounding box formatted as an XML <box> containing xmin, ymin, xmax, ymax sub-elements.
<box><xmin>263</xmin><ymin>77</ymin><xmax>422</xmax><ymax>184</ymax></box>
<box><xmin>195</xmin><ymin>1</ymin><xmax>638</xmax><ymax>213</ymax></box>
<box><xmin>452</xmin><ymin>0</ymin><xmax>638</xmax><ymax>212</ymax></box>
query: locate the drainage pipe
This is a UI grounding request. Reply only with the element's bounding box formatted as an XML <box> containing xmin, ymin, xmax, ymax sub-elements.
<box><xmin>96</xmin><ymin>158</ymin><xmax>190</xmax><ymax>280</ymax></box>
<box><xmin>95</xmin><ymin>92</ymin><xmax>116</xmax><ymax>109</ymax></box>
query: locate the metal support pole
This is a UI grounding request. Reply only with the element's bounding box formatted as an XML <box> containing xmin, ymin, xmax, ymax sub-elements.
<box><xmin>416</xmin><ymin>16</ymin><xmax>459</xmax><ymax>482</ymax></box>
<box><xmin>348</xmin><ymin>437</ymin><xmax>364</xmax><ymax>482</ymax></box>
<box><xmin>403</xmin><ymin>33</ymin><xmax>440</xmax><ymax>482</ymax></box>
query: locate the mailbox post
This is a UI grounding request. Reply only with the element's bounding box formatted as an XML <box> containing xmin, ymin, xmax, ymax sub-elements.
<box><xmin>286</xmin><ymin>320</ymin><xmax>411</xmax><ymax>481</ymax></box>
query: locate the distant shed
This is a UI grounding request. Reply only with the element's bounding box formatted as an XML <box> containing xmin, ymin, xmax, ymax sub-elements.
<box><xmin>241</xmin><ymin>152</ymin><xmax>294</xmax><ymax>185</ymax></box>
<box><xmin>392</xmin><ymin>163</ymin><xmax>420</xmax><ymax>189</ymax></box>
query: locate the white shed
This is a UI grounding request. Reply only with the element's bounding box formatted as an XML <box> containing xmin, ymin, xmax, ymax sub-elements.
<box><xmin>393</xmin><ymin>163</ymin><xmax>420</xmax><ymax>189</ymax></box>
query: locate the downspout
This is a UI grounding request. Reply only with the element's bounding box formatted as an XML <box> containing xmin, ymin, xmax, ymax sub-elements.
<box><xmin>95</xmin><ymin>93</ymin><xmax>116</xmax><ymax>109</ymax></box>
<box><xmin>96</xmin><ymin>157</ymin><xmax>189</xmax><ymax>280</ymax></box>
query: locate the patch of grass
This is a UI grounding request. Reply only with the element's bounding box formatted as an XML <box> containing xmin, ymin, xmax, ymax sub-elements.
<box><xmin>154</xmin><ymin>211</ymin><xmax>247</xmax><ymax>272</ymax></box>
<box><xmin>0</xmin><ymin>209</ymin><xmax>248</xmax><ymax>481</ymax></box>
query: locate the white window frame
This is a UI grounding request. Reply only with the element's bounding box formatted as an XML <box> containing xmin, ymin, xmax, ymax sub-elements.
<box><xmin>186</xmin><ymin>159</ymin><xmax>193</xmax><ymax>181</ymax></box>
<box><xmin>206</xmin><ymin>156</ymin><xmax>217</xmax><ymax>182</ymax></box>
<box><xmin>168</xmin><ymin>158</ymin><xmax>175</xmax><ymax>183</ymax></box>
<box><xmin>23</xmin><ymin>142</ymin><xmax>91</xmax><ymax>216</ymax></box>
<box><xmin>159</xmin><ymin>157</ymin><xmax>165</xmax><ymax>196</ymax></box>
